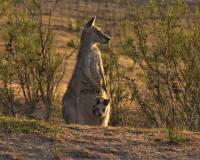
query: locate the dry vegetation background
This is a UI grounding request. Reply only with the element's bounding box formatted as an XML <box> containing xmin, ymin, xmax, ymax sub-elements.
<box><xmin>0</xmin><ymin>0</ymin><xmax>140</xmax><ymax>124</ymax></box>
<box><xmin>1</xmin><ymin>0</ymin><xmax>200</xmax><ymax>131</ymax></box>
<box><xmin>0</xmin><ymin>0</ymin><xmax>200</xmax><ymax>137</ymax></box>
<box><xmin>0</xmin><ymin>0</ymin><xmax>200</xmax><ymax>159</ymax></box>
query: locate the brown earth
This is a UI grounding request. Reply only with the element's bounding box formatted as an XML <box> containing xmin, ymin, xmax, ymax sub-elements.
<box><xmin>0</xmin><ymin>125</ymin><xmax>200</xmax><ymax>160</ymax></box>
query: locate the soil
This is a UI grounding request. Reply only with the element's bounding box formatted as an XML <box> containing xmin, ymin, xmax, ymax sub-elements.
<box><xmin>0</xmin><ymin>125</ymin><xmax>200</xmax><ymax>160</ymax></box>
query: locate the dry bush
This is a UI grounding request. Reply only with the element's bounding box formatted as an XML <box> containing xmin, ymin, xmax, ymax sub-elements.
<box><xmin>101</xmin><ymin>45</ymin><xmax>134</xmax><ymax>127</ymax></box>
<box><xmin>100</xmin><ymin>0</ymin><xmax>200</xmax><ymax>135</ymax></box>
<box><xmin>122</xmin><ymin>0</ymin><xmax>200</xmax><ymax>134</ymax></box>
<box><xmin>0</xmin><ymin>0</ymin><xmax>70</xmax><ymax>120</ymax></box>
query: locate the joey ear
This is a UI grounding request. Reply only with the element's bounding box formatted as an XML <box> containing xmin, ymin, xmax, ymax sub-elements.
<box><xmin>103</xmin><ymin>99</ymin><xmax>110</xmax><ymax>106</ymax></box>
<box><xmin>96</xmin><ymin>98</ymin><xmax>100</xmax><ymax>104</ymax></box>
<box><xmin>85</xmin><ymin>16</ymin><xmax>96</xmax><ymax>28</ymax></box>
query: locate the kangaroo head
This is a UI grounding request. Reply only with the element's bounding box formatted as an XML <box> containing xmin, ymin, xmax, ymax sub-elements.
<box><xmin>82</xmin><ymin>16</ymin><xmax>111</xmax><ymax>45</ymax></box>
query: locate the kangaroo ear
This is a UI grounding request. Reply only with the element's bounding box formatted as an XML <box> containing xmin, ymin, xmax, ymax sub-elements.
<box><xmin>103</xmin><ymin>99</ymin><xmax>110</xmax><ymax>106</ymax></box>
<box><xmin>85</xmin><ymin>16</ymin><xmax>96</xmax><ymax>28</ymax></box>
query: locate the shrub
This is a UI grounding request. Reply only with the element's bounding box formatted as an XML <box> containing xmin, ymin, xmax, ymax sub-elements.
<box><xmin>0</xmin><ymin>0</ymin><xmax>69</xmax><ymax>120</ymax></box>
<box><xmin>102</xmin><ymin>45</ymin><xmax>134</xmax><ymax>127</ymax></box>
<box><xmin>123</xmin><ymin>0</ymin><xmax>200</xmax><ymax>131</ymax></box>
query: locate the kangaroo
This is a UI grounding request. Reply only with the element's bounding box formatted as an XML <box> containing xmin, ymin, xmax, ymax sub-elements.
<box><xmin>92</xmin><ymin>93</ymin><xmax>111</xmax><ymax>127</ymax></box>
<box><xmin>62</xmin><ymin>16</ymin><xmax>111</xmax><ymax>127</ymax></box>
<box><xmin>77</xmin><ymin>89</ymin><xmax>111</xmax><ymax>127</ymax></box>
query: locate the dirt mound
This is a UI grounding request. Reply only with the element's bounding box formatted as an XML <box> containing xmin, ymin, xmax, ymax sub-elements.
<box><xmin>0</xmin><ymin>124</ymin><xmax>200</xmax><ymax>160</ymax></box>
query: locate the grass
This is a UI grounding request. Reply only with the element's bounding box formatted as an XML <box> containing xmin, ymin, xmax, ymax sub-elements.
<box><xmin>67</xmin><ymin>39</ymin><xmax>78</xmax><ymax>49</ymax></box>
<box><xmin>0</xmin><ymin>116</ymin><xmax>52</xmax><ymax>134</ymax></box>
